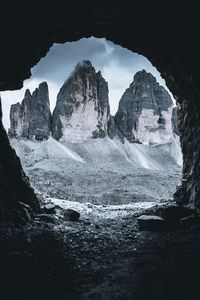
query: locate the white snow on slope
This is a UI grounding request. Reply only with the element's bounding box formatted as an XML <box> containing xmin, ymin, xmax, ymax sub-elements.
<box><xmin>11</xmin><ymin>136</ymin><xmax>85</xmax><ymax>164</ymax></box>
<box><xmin>11</xmin><ymin>135</ymin><xmax>181</xmax><ymax>171</ymax></box>
<box><xmin>47</xmin><ymin>137</ymin><xmax>85</xmax><ymax>163</ymax></box>
<box><xmin>152</xmin><ymin>135</ymin><xmax>183</xmax><ymax>166</ymax></box>
<box><xmin>10</xmin><ymin>136</ymin><xmax>182</xmax><ymax>205</ymax></box>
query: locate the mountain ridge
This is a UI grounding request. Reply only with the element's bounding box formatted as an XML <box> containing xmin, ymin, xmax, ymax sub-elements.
<box><xmin>8</xmin><ymin>60</ymin><xmax>179</xmax><ymax>147</ymax></box>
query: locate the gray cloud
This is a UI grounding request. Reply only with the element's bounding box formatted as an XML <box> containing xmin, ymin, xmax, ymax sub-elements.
<box><xmin>32</xmin><ymin>38</ymin><xmax>112</xmax><ymax>83</ymax></box>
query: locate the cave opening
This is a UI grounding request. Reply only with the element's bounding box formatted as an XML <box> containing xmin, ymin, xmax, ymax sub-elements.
<box><xmin>1</xmin><ymin>4</ymin><xmax>200</xmax><ymax>299</ymax></box>
<box><xmin>1</xmin><ymin>37</ymin><xmax>182</xmax><ymax>222</ymax></box>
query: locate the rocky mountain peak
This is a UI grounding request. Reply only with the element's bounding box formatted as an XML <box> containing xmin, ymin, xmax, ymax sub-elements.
<box><xmin>8</xmin><ymin>67</ymin><xmax>178</xmax><ymax>147</ymax></box>
<box><xmin>25</xmin><ymin>89</ymin><xmax>31</xmax><ymax>98</ymax></box>
<box><xmin>133</xmin><ymin>69</ymin><xmax>157</xmax><ymax>85</ymax></box>
<box><xmin>51</xmin><ymin>61</ymin><xmax>110</xmax><ymax>141</ymax></box>
<box><xmin>9</xmin><ymin>82</ymin><xmax>51</xmax><ymax>140</ymax></box>
<box><xmin>114</xmin><ymin>70</ymin><xmax>174</xmax><ymax>143</ymax></box>
<box><xmin>76</xmin><ymin>60</ymin><xmax>93</xmax><ymax>69</ymax></box>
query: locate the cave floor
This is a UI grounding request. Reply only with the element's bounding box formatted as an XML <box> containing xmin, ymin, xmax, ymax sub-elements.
<box><xmin>1</xmin><ymin>215</ymin><xmax>200</xmax><ymax>300</ymax></box>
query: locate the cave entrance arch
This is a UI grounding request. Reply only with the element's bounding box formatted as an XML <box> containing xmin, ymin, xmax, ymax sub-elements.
<box><xmin>0</xmin><ymin>3</ymin><xmax>199</xmax><ymax>223</ymax></box>
<box><xmin>1</xmin><ymin>37</ymin><xmax>183</xmax><ymax>220</ymax></box>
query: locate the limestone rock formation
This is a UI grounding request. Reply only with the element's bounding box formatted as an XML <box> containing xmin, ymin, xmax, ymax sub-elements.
<box><xmin>51</xmin><ymin>60</ymin><xmax>110</xmax><ymax>142</ymax></box>
<box><xmin>114</xmin><ymin>70</ymin><xmax>174</xmax><ymax>144</ymax></box>
<box><xmin>9</xmin><ymin>82</ymin><xmax>51</xmax><ymax>140</ymax></box>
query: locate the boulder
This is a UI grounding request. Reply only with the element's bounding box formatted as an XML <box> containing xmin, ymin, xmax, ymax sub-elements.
<box><xmin>157</xmin><ymin>204</ymin><xmax>196</xmax><ymax>221</ymax></box>
<box><xmin>63</xmin><ymin>209</ymin><xmax>80</xmax><ymax>222</ymax></box>
<box><xmin>44</xmin><ymin>203</ymin><xmax>56</xmax><ymax>214</ymax></box>
<box><xmin>138</xmin><ymin>215</ymin><xmax>170</xmax><ymax>231</ymax></box>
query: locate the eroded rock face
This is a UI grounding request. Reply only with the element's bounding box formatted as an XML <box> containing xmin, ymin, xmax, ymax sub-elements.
<box><xmin>171</xmin><ymin>106</ymin><xmax>180</xmax><ymax>136</ymax></box>
<box><xmin>51</xmin><ymin>61</ymin><xmax>110</xmax><ymax>142</ymax></box>
<box><xmin>115</xmin><ymin>70</ymin><xmax>173</xmax><ymax>143</ymax></box>
<box><xmin>9</xmin><ymin>82</ymin><xmax>51</xmax><ymax>141</ymax></box>
<box><xmin>0</xmin><ymin>98</ymin><xmax>40</xmax><ymax>223</ymax></box>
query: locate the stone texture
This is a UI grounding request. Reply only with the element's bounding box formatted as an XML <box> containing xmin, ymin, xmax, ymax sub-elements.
<box><xmin>63</xmin><ymin>209</ymin><xmax>80</xmax><ymax>222</ymax></box>
<box><xmin>0</xmin><ymin>98</ymin><xmax>40</xmax><ymax>223</ymax></box>
<box><xmin>51</xmin><ymin>61</ymin><xmax>110</xmax><ymax>141</ymax></box>
<box><xmin>107</xmin><ymin>115</ymin><xmax>118</xmax><ymax>140</ymax></box>
<box><xmin>43</xmin><ymin>203</ymin><xmax>56</xmax><ymax>214</ymax></box>
<box><xmin>9</xmin><ymin>82</ymin><xmax>51</xmax><ymax>140</ymax></box>
<box><xmin>114</xmin><ymin>70</ymin><xmax>173</xmax><ymax>143</ymax></box>
<box><xmin>138</xmin><ymin>215</ymin><xmax>169</xmax><ymax>231</ymax></box>
<box><xmin>157</xmin><ymin>204</ymin><xmax>196</xmax><ymax>221</ymax></box>
<box><xmin>179</xmin><ymin>215</ymin><xmax>199</xmax><ymax>228</ymax></box>
<box><xmin>171</xmin><ymin>106</ymin><xmax>180</xmax><ymax>136</ymax></box>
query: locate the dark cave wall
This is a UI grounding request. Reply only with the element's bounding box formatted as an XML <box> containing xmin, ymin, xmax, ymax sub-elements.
<box><xmin>0</xmin><ymin>2</ymin><xmax>200</xmax><ymax>219</ymax></box>
<box><xmin>142</xmin><ymin>54</ymin><xmax>200</xmax><ymax>209</ymax></box>
<box><xmin>174</xmin><ymin>96</ymin><xmax>200</xmax><ymax>209</ymax></box>
<box><xmin>0</xmin><ymin>99</ymin><xmax>40</xmax><ymax>222</ymax></box>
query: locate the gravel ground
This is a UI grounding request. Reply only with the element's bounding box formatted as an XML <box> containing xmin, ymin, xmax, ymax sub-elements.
<box><xmin>1</xmin><ymin>214</ymin><xmax>200</xmax><ymax>300</ymax></box>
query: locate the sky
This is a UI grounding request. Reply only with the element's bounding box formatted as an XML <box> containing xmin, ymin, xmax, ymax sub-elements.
<box><xmin>0</xmin><ymin>37</ymin><xmax>174</xmax><ymax>130</ymax></box>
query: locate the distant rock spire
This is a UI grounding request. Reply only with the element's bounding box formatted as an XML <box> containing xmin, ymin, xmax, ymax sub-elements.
<box><xmin>8</xmin><ymin>82</ymin><xmax>51</xmax><ymax>140</ymax></box>
<box><xmin>114</xmin><ymin>70</ymin><xmax>174</xmax><ymax>143</ymax></box>
<box><xmin>24</xmin><ymin>89</ymin><xmax>31</xmax><ymax>98</ymax></box>
<box><xmin>51</xmin><ymin>60</ymin><xmax>111</xmax><ymax>141</ymax></box>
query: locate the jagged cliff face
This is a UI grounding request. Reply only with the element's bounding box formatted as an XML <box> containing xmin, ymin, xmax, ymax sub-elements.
<box><xmin>9</xmin><ymin>82</ymin><xmax>51</xmax><ymax>141</ymax></box>
<box><xmin>51</xmin><ymin>61</ymin><xmax>110</xmax><ymax>142</ymax></box>
<box><xmin>115</xmin><ymin>70</ymin><xmax>174</xmax><ymax>144</ymax></box>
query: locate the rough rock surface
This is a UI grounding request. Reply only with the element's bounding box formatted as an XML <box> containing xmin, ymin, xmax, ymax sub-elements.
<box><xmin>51</xmin><ymin>60</ymin><xmax>110</xmax><ymax>141</ymax></box>
<box><xmin>138</xmin><ymin>215</ymin><xmax>168</xmax><ymax>231</ymax></box>
<box><xmin>0</xmin><ymin>98</ymin><xmax>40</xmax><ymax>223</ymax></box>
<box><xmin>171</xmin><ymin>106</ymin><xmax>180</xmax><ymax>136</ymax></box>
<box><xmin>9</xmin><ymin>82</ymin><xmax>51</xmax><ymax>141</ymax></box>
<box><xmin>114</xmin><ymin>70</ymin><xmax>173</xmax><ymax>143</ymax></box>
<box><xmin>63</xmin><ymin>209</ymin><xmax>80</xmax><ymax>222</ymax></box>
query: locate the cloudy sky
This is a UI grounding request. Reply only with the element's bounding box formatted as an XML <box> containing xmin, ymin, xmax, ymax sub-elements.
<box><xmin>1</xmin><ymin>37</ymin><xmax>174</xmax><ymax>130</ymax></box>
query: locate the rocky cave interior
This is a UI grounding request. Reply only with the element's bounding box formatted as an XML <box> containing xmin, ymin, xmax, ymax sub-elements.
<box><xmin>1</xmin><ymin>2</ymin><xmax>200</xmax><ymax>300</ymax></box>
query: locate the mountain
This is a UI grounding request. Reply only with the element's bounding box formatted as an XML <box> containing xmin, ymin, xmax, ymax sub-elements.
<box><xmin>7</xmin><ymin>66</ymin><xmax>182</xmax><ymax>206</ymax></box>
<box><xmin>51</xmin><ymin>60</ymin><xmax>111</xmax><ymax>142</ymax></box>
<box><xmin>8</xmin><ymin>82</ymin><xmax>51</xmax><ymax>141</ymax></box>
<box><xmin>8</xmin><ymin>64</ymin><xmax>178</xmax><ymax>147</ymax></box>
<box><xmin>8</xmin><ymin>64</ymin><xmax>182</xmax><ymax>165</ymax></box>
<box><xmin>114</xmin><ymin>70</ymin><xmax>174</xmax><ymax>144</ymax></box>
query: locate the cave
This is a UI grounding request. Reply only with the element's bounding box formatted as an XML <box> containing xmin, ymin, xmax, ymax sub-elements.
<box><xmin>1</xmin><ymin>3</ymin><xmax>200</xmax><ymax>299</ymax></box>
